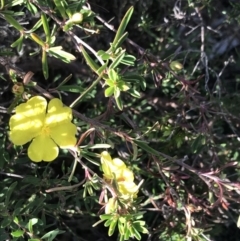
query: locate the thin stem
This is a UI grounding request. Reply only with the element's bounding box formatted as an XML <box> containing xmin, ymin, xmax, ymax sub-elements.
<box><xmin>45</xmin><ymin>178</ymin><xmax>85</xmax><ymax>193</ymax></box>
<box><xmin>70</xmin><ymin>74</ymin><xmax>103</xmax><ymax>108</ymax></box>
<box><xmin>68</xmin><ymin>156</ymin><xmax>78</xmax><ymax>182</ymax></box>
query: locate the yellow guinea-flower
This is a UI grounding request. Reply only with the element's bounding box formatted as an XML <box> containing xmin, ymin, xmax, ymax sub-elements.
<box><xmin>100</xmin><ymin>151</ymin><xmax>139</xmax><ymax>199</ymax></box>
<box><xmin>9</xmin><ymin>96</ymin><xmax>77</xmax><ymax>162</ymax></box>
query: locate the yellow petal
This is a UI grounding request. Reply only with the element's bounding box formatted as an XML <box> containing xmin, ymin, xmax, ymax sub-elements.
<box><xmin>118</xmin><ymin>181</ymin><xmax>139</xmax><ymax>199</ymax></box>
<box><xmin>28</xmin><ymin>135</ymin><xmax>59</xmax><ymax>162</ymax></box>
<box><xmin>101</xmin><ymin>151</ymin><xmax>112</xmax><ymax>163</ymax></box>
<box><xmin>50</xmin><ymin>122</ymin><xmax>77</xmax><ymax>148</ymax></box>
<box><xmin>101</xmin><ymin>151</ymin><xmax>114</xmax><ymax>178</ymax></box>
<box><xmin>9</xmin><ymin>96</ymin><xmax>46</xmax><ymax>145</ymax></box>
<box><xmin>15</xmin><ymin>96</ymin><xmax>47</xmax><ymax>119</ymax></box>
<box><xmin>119</xmin><ymin>168</ymin><xmax>134</xmax><ymax>182</ymax></box>
<box><xmin>112</xmin><ymin>158</ymin><xmax>126</xmax><ymax>170</ymax></box>
<box><xmin>9</xmin><ymin>126</ymin><xmax>39</xmax><ymax>145</ymax></box>
<box><xmin>9</xmin><ymin>117</ymin><xmax>42</xmax><ymax>145</ymax></box>
<box><xmin>45</xmin><ymin>98</ymin><xmax>72</xmax><ymax>127</ymax></box>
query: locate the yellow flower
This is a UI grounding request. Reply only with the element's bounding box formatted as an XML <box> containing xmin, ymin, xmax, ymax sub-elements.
<box><xmin>9</xmin><ymin>96</ymin><xmax>77</xmax><ymax>162</ymax></box>
<box><xmin>100</xmin><ymin>151</ymin><xmax>139</xmax><ymax>199</ymax></box>
<box><xmin>101</xmin><ymin>151</ymin><xmax>126</xmax><ymax>180</ymax></box>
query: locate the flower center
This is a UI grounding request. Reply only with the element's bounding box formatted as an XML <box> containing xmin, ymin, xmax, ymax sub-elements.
<box><xmin>41</xmin><ymin>125</ymin><xmax>51</xmax><ymax>137</ymax></box>
<box><xmin>117</xmin><ymin>177</ymin><xmax>125</xmax><ymax>182</ymax></box>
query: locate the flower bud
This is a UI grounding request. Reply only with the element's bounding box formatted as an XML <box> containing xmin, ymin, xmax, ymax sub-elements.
<box><xmin>12</xmin><ymin>82</ymin><xmax>24</xmax><ymax>95</ymax></box>
<box><xmin>170</xmin><ymin>61</ymin><xmax>183</xmax><ymax>71</ymax></box>
<box><xmin>70</xmin><ymin>13</ymin><xmax>83</xmax><ymax>24</ymax></box>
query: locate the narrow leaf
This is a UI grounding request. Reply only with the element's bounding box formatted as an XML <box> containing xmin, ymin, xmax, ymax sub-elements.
<box><xmin>30</xmin><ymin>33</ymin><xmax>45</xmax><ymax>47</ymax></box>
<box><xmin>115</xmin><ymin>95</ymin><xmax>123</xmax><ymax>110</ymax></box>
<box><xmin>49</xmin><ymin>47</ymin><xmax>76</xmax><ymax>63</ymax></box>
<box><xmin>41</xmin><ymin>229</ymin><xmax>65</xmax><ymax>241</ymax></box>
<box><xmin>109</xmin><ymin>50</ymin><xmax>126</xmax><ymax>69</ymax></box>
<box><xmin>41</xmin><ymin>13</ymin><xmax>50</xmax><ymax>43</ymax></box>
<box><xmin>108</xmin><ymin>219</ymin><xmax>117</xmax><ymax>236</ymax></box>
<box><xmin>81</xmin><ymin>46</ymin><xmax>100</xmax><ymax>74</ymax></box>
<box><xmin>5</xmin><ymin>181</ymin><xmax>17</xmax><ymax>206</ymax></box>
<box><xmin>3</xmin><ymin>14</ymin><xmax>23</xmax><ymax>31</ymax></box>
<box><xmin>53</xmin><ymin>0</ymin><xmax>67</xmax><ymax>19</ymax></box>
<box><xmin>112</xmin><ymin>32</ymin><xmax>128</xmax><ymax>51</ymax></box>
<box><xmin>42</xmin><ymin>50</ymin><xmax>48</xmax><ymax>79</ymax></box>
<box><xmin>111</xmin><ymin>6</ymin><xmax>134</xmax><ymax>50</ymax></box>
<box><xmin>108</xmin><ymin>69</ymin><xmax>118</xmax><ymax>81</ymax></box>
<box><xmin>133</xmin><ymin>139</ymin><xmax>160</xmax><ymax>156</ymax></box>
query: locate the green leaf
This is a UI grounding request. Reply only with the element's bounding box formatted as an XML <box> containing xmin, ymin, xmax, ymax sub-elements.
<box><xmin>120</xmin><ymin>83</ymin><xmax>130</xmax><ymax>91</ymax></box>
<box><xmin>41</xmin><ymin>229</ymin><xmax>65</xmax><ymax>241</ymax></box>
<box><xmin>97</xmin><ymin>61</ymin><xmax>108</xmax><ymax>76</ymax></box>
<box><xmin>1</xmin><ymin>217</ymin><xmax>12</xmax><ymax>228</ymax></box>
<box><xmin>27</xmin><ymin>218</ymin><xmax>38</xmax><ymax>233</ymax></box>
<box><xmin>191</xmin><ymin>135</ymin><xmax>206</xmax><ymax>153</ymax></box>
<box><xmin>10</xmin><ymin>34</ymin><xmax>24</xmax><ymax>52</ymax></box>
<box><xmin>42</xmin><ymin>50</ymin><xmax>48</xmax><ymax>80</ymax></box>
<box><xmin>26</xmin><ymin>2</ymin><xmax>38</xmax><ymax>14</ymax></box>
<box><xmin>53</xmin><ymin>0</ymin><xmax>67</xmax><ymax>19</ymax></box>
<box><xmin>108</xmin><ymin>69</ymin><xmax>118</xmax><ymax>82</ymax></box>
<box><xmin>82</xmin><ymin>144</ymin><xmax>111</xmax><ymax>149</ymax></box>
<box><xmin>5</xmin><ymin>0</ymin><xmax>25</xmax><ymax>6</ymax></box>
<box><xmin>5</xmin><ymin>181</ymin><xmax>17</xmax><ymax>206</ymax></box>
<box><xmin>132</xmin><ymin>143</ymin><xmax>138</xmax><ymax>161</ymax></box>
<box><xmin>26</xmin><ymin>19</ymin><xmax>42</xmax><ymax>33</ymax></box>
<box><xmin>11</xmin><ymin>229</ymin><xmax>24</xmax><ymax>238</ymax></box>
<box><xmin>30</xmin><ymin>33</ymin><xmax>45</xmax><ymax>47</ymax></box>
<box><xmin>3</xmin><ymin>13</ymin><xmax>23</xmax><ymax>31</ymax></box>
<box><xmin>133</xmin><ymin>221</ymin><xmax>148</xmax><ymax>234</ymax></box>
<box><xmin>122</xmin><ymin>74</ymin><xmax>146</xmax><ymax>91</ymax></box>
<box><xmin>105</xmin><ymin>86</ymin><xmax>114</xmax><ymax>97</ymax></box>
<box><xmin>108</xmin><ymin>218</ymin><xmax>117</xmax><ymax>236</ymax></box>
<box><xmin>0</xmin><ymin>0</ymin><xmax>4</xmax><ymax>9</ymax></box>
<box><xmin>81</xmin><ymin>46</ymin><xmax>100</xmax><ymax>74</ymax></box>
<box><xmin>111</xmin><ymin>6</ymin><xmax>134</xmax><ymax>50</ymax></box>
<box><xmin>132</xmin><ymin>226</ymin><xmax>141</xmax><ymax>240</ymax></box>
<box><xmin>109</xmin><ymin>50</ymin><xmax>126</xmax><ymax>69</ymax></box>
<box><xmin>119</xmin><ymin>234</ymin><xmax>124</xmax><ymax>241</ymax></box>
<box><xmin>104</xmin><ymin>218</ymin><xmax>113</xmax><ymax>227</ymax></box>
<box><xmin>111</xmin><ymin>32</ymin><xmax>129</xmax><ymax>51</ymax></box>
<box><xmin>237</xmin><ymin>214</ymin><xmax>240</xmax><ymax>228</ymax></box>
<box><xmin>22</xmin><ymin>176</ymin><xmax>41</xmax><ymax>185</ymax></box>
<box><xmin>97</xmin><ymin>50</ymin><xmax>110</xmax><ymax>60</ymax></box>
<box><xmin>105</xmin><ymin>78</ymin><xmax>114</xmax><ymax>86</ymax></box>
<box><xmin>129</xmin><ymin>88</ymin><xmax>141</xmax><ymax>98</ymax></box>
<box><xmin>118</xmin><ymin>220</ymin><xmax>125</xmax><ymax>235</ymax></box>
<box><xmin>13</xmin><ymin>216</ymin><xmax>19</xmax><ymax>224</ymax></box>
<box><xmin>13</xmin><ymin>208</ymin><xmax>22</xmax><ymax>217</ymax></box>
<box><xmin>114</xmin><ymin>87</ymin><xmax>121</xmax><ymax>99</ymax></box>
<box><xmin>121</xmin><ymin>54</ymin><xmax>136</xmax><ymax>66</ymax></box>
<box><xmin>124</xmin><ymin>225</ymin><xmax>131</xmax><ymax>240</ymax></box>
<box><xmin>100</xmin><ymin>214</ymin><xmax>112</xmax><ymax>221</ymax></box>
<box><xmin>41</xmin><ymin>13</ymin><xmax>50</xmax><ymax>43</ymax></box>
<box><xmin>115</xmin><ymin>94</ymin><xmax>123</xmax><ymax>110</ymax></box>
<box><xmin>133</xmin><ymin>139</ymin><xmax>160</xmax><ymax>156</ymax></box>
<box><xmin>49</xmin><ymin>47</ymin><xmax>76</xmax><ymax>63</ymax></box>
